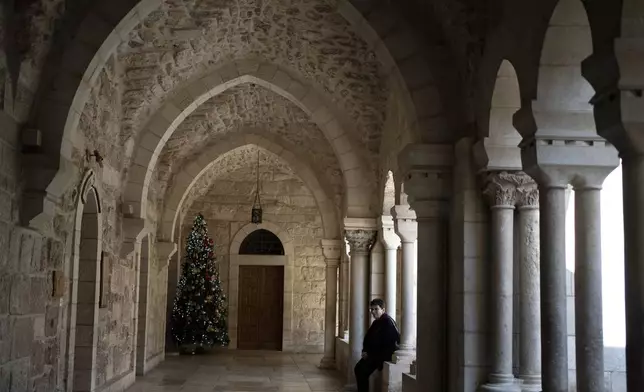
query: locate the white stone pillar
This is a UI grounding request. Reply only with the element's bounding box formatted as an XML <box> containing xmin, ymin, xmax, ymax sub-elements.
<box><xmin>479</xmin><ymin>172</ymin><xmax>519</xmax><ymax>392</ymax></box>
<box><xmin>370</xmin><ymin>239</ymin><xmax>385</xmax><ymax>303</ymax></box>
<box><xmin>572</xmin><ymin>169</ymin><xmax>615</xmax><ymax>391</ymax></box>
<box><xmin>380</xmin><ymin>215</ymin><xmax>400</xmax><ymax>321</ymax></box>
<box><xmin>338</xmin><ymin>249</ymin><xmax>349</xmax><ymax>339</ymax></box>
<box><xmin>519</xmin><ymin>135</ymin><xmax>618</xmax><ymax>392</ymax></box>
<box><xmin>392</xmin><ymin>205</ymin><xmax>417</xmax><ymax>362</ymax></box>
<box><xmin>344</xmin><ymin>222</ymin><xmax>377</xmax><ymax>380</ymax></box>
<box><xmin>516</xmin><ymin>183</ymin><xmax>542</xmax><ymax>391</ymax></box>
<box><xmin>320</xmin><ymin>239</ymin><xmax>343</xmax><ymax>369</ymax></box>
<box><xmin>398</xmin><ymin>143</ymin><xmax>453</xmax><ymax>390</ymax></box>
<box><xmin>537</xmin><ymin>178</ymin><xmax>569</xmax><ymax>392</ymax></box>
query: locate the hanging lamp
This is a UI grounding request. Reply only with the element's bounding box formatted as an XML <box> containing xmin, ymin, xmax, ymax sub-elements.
<box><xmin>251</xmin><ymin>148</ymin><xmax>263</xmax><ymax>224</ymax></box>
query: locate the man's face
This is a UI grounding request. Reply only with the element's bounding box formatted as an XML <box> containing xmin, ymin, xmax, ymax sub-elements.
<box><xmin>370</xmin><ymin>305</ymin><xmax>385</xmax><ymax>320</ymax></box>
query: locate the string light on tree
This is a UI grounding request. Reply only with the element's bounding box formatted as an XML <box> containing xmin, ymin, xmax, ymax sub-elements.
<box><xmin>171</xmin><ymin>213</ymin><xmax>229</xmax><ymax>353</ymax></box>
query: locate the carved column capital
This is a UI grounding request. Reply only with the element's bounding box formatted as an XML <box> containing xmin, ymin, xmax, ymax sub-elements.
<box><xmin>516</xmin><ymin>178</ymin><xmax>540</xmax><ymax>209</ymax></box>
<box><xmin>344</xmin><ymin>230</ymin><xmax>377</xmax><ymax>255</ymax></box>
<box><xmin>321</xmin><ymin>239</ymin><xmax>343</xmax><ymax>267</ymax></box>
<box><xmin>483</xmin><ymin>171</ymin><xmax>529</xmax><ymax>208</ymax></box>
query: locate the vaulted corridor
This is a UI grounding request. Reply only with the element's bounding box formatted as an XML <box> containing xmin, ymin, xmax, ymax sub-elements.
<box><xmin>125</xmin><ymin>351</ymin><xmax>343</xmax><ymax>392</ymax></box>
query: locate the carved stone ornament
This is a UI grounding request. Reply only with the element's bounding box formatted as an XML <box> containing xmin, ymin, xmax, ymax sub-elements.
<box><xmin>344</xmin><ymin>230</ymin><xmax>377</xmax><ymax>253</ymax></box>
<box><xmin>517</xmin><ymin>184</ymin><xmax>539</xmax><ymax>208</ymax></box>
<box><xmin>483</xmin><ymin>171</ymin><xmax>531</xmax><ymax>207</ymax></box>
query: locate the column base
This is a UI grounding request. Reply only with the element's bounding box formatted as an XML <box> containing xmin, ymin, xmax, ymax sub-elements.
<box><xmin>319</xmin><ymin>356</ymin><xmax>336</xmax><ymax>369</ymax></box>
<box><xmin>478</xmin><ymin>381</ymin><xmax>521</xmax><ymax>392</ymax></box>
<box><xmin>392</xmin><ymin>347</ymin><xmax>416</xmax><ymax>364</ymax></box>
<box><xmin>517</xmin><ymin>375</ymin><xmax>541</xmax><ymax>392</ymax></box>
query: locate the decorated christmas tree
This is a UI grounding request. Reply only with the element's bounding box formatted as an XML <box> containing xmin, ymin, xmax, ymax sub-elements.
<box><xmin>171</xmin><ymin>213</ymin><xmax>229</xmax><ymax>353</ymax></box>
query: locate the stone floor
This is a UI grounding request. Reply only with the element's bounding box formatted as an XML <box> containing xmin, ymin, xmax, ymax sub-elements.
<box><xmin>125</xmin><ymin>350</ymin><xmax>345</xmax><ymax>391</ymax></box>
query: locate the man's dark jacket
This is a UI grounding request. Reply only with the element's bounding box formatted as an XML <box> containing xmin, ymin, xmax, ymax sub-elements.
<box><xmin>362</xmin><ymin>313</ymin><xmax>400</xmax><ymax>368</ymax></box>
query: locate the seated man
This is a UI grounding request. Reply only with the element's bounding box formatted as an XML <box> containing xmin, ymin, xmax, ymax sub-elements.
<box><xmin>354</xmin><ymin>298</ymin><xmax>400</xmax><ymax>392</ymax></box>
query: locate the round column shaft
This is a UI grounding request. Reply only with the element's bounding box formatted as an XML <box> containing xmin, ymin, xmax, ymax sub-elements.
<box><xmin>517</xmin><ymin>185</ymin><xmax>542</xmax><ymax>391</ymax></box>
<box><xmin>320</xmin><ymin>240</ymin><xmax>342</xmax><ymax>369</ymax></box>
<box><xmin>344</xmin><ymin>228</ymin><xmax>377</xmax><ymax>383</ymax></box>
<box><xmin>392</xmin><ymin>205</ymin><xmax>418</xmax><ymax>362</ymax></box>
<box><xmin>480</xmin><ymin>172</ymin><xmax>519</xmax><ymax>392</ymax></box>
<box><xmin>574</xmin><ymin>186</ymin><xmax>605</xmax><ymax>391</ymax></box>
<box><xmin>540</xmin><ymin>185</ymin><xmax>568</xmax><ymax>392</ymax></box>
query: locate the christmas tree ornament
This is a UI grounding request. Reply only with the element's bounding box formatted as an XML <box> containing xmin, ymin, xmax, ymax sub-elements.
<box><xmin>171</xmin><ymin>214</ymin><xmax>229</xmax><ymax>354</ymax></box>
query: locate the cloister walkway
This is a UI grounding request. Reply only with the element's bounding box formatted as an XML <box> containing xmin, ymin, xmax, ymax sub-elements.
<box><xmin>125</xmin><ymin>351</ymin><xmax>344</xmax><ymax>392</ymax></box>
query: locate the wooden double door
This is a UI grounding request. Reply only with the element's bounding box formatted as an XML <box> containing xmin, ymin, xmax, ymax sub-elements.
<box><xmin>237</xmin><ymin>265</ymin><xmax>284</xmax><ymax>350</ymax></box>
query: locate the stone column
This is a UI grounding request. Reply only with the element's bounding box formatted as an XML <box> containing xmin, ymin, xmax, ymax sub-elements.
<box><xmin>573</xmin><ymin>170</ymin><xmax>615</xmax><ymax>391</ymax></box>
<box><xmin>392</xmin><ymin>205</ymin><xmax>418</xmax><ymax>362</ymax></box>
<box><xmin>344</xmin><ymin>223</ymin><xmax>377</xmax><ymax>379</ymax></box>
<box><xmin>516</xmin><ymin>181</ymin><xmax>542</xmax><ymax>391</ymax></box>
<box><xmin>320</xmin><ymin>239</ymin><xmax>343</xmax><ymax>369</ymax></box>
<box><xmin>380</xmin><ymin>215</ymin><xmax>400</xmax><ymax>321</ymax></box>
<box><xmin>479</xmin><ymin>172</ymin><xmax>519</xmax><ymax>392</ymax></box>
<box><xmin>538</xmin><ymin>179</ymin><xmax>569</xmax><ymax>392</ymax></box>
<box><xmin>398</xmin><ymin>143</ymin><xmax>453</xmax><ymax>390</ymax></box>
<box><xmin>622</xmin><ymin>154</ymin><xmax>644</xmax><ymax>390</ymax></box>
<box><xmin>340</xmin><ymin>250</ymin><xmax>350</xmax><ymax>339</ymax></box>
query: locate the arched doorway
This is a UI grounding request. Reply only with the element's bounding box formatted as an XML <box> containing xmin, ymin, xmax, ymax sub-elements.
<box><xmin>228</xmin><ymin>222</ymin><xmax>294</xmax><ymax>351</ymax></box>
<box><xmin>68</xmin><ymin>172</ymin><xmax>103</xmax><ymax>392</ymax></box>
<box><xmin>237</xmin><ymin>229</ymin><xmax>285</xmax><ymax>350</ymax></box>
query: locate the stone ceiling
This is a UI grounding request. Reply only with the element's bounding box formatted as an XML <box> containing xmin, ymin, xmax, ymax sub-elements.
<box><xmin>118</xmin><ymin>0</ymin><xmax>388</xmax><ymax>153</ymax></box>
<box><xmin>178</xmin><ymin>144</ymin><xmax>328</xmax><ymax>219</ymax></box>
<box><xmin>154</xmin><ymin>83</ymin><xmax>343</xmax><ymax>203</ymax></box>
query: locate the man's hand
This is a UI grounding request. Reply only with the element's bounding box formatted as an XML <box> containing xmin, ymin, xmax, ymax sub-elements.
<box><xmin>361</xmin><ymin>352</ymin><xmax>368</xmax><ymax>359</ymax></box>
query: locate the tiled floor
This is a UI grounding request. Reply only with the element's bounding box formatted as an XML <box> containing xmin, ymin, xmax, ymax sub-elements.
<box><xmin>125</xmin><ymin>350</ymin><xmax>345</xmax><ymax>391</ymax></box>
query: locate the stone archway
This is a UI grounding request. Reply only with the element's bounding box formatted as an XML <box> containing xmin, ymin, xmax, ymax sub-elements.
<box><xmin>160</xmin><ymin>133</ymin><xmax>340</xmax><ymax>243</ymax></box>
<box><xmin>123</xmin><ymin>66</ymin><xmax>373</xmax><ymax>221</ymax></box>
<box><xmin>67</xmin><ymin>170</ymin><xmax>103</xmax><ymax>392</ymax></box>
<box><xmin>473</xmin><ymin>59</ymin><xmax>522</xmax><ymax>171</ymax></box>
<box><xmin>513</xmin><ymin>0</ymin><xmax>597</xmax><ymax>140</ymax></box>
<box><xmin>227</xmin><ymin>222</ymin><xmax>295</xmax><ymax>351</ymax></box>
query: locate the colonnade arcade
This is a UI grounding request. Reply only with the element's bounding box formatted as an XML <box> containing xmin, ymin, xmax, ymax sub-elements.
<box><xmin>1</xmin><ymin>0</ymin><xmax>643</xmax><ymax>392</ymax></box>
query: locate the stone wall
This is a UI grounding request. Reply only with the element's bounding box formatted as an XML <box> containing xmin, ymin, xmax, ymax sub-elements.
<box><xmin>0</xmin><ymin>111</ymin><xmax>65</xmax><ymax>392</ymax></box>
<box><xmin>181</xmin><ymin>154</ymin><xmax>326</xmax><ymax>353</ymax></box>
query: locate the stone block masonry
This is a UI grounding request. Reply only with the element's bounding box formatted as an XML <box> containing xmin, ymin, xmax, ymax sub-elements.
<box><xmin>0</xmin><ymin>115</ymin><xmax>61</xmax><ymax>392</ymax></box>
<box><xmin>181</xmin><ymin>153</ymin><xmax>330</xmax><ymax>353</ymax></box>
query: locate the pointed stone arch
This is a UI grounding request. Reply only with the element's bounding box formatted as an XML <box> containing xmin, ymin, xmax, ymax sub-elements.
<box><xmin>514</xmin><ymin>0</ymin><xmax>597</xmax><ymax>140</ymax></box>
<box><xmin>474</xmin><ymin>60</ymin><xmax>522</xmax><ymax>171</ymax></box>
<box><xmin>67</xmin><ymin>169</ymin><xmax>103</xmax><ymax>392</ymax></box>
<box><xmin>382</xmin><ymin>170</ymin><xmax>396</xmax><ymax>215</ymax></box>
<box><xmin>24</xmin><ymin>0</ymin><xmax>441</xmax><ymax>228</ymax></box>
<box><xmin>124</xmin><ymin>64</ymin><xmax>373</xmax><ymax>221</ymax></box>
<box><xmin>160</xmin><ymin>132</ymin><xmax>341</xmax><ymax>243</ymax></box>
